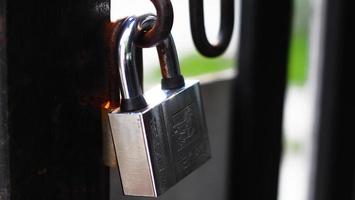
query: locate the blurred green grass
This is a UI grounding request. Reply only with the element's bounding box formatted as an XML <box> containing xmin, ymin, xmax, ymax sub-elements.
<box><xmin>288</xmin><ymin>34</ymin><xmax>308</xmax><ymax>85</ymax></box>
<box><xmin>178</xmin><ymin>54</ymin><xmax>234</xmax><ymax>76</ymax></box>
<box><xmin>146</xmin><ymin>35</ymin><xmax>308</xmax><ymax>85</ymax></box>
<box><xmin>145</xmin><ymin>54</ymin><xmax>234</xmax><ymax>84</ymax></box>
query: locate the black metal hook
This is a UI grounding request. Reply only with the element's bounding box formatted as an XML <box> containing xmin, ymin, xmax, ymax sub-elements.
<box><xmin>134</xmin><ymin>0</ymin><xmax>174</xmax><ymax>48</ymax></box>
<box><xmin>189</xmin><ymin>0</ymin><xmax>234</xmax><ymax>57</ymax></box>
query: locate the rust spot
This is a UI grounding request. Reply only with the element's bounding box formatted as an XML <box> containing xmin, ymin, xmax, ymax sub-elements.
<box><xmin>102</xmin><ymin>100</ymin><xmax>119</xmax><ymax>110</ymax></box>
<box><xmin>104</xmin><ymin>100</ymin><xmax>110</xmax><ymax>109</ymax></box>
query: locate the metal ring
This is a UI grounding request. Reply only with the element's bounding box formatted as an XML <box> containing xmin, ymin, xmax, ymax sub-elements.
<box><xmin>134</xmin><ymin>0</ymin><xmax>174</xmax><ymax>48</ymax></box>
<box><xmin>189</xmin><ymin>0</ymin><xmax>234</xmax><ymax>57</ymax></box>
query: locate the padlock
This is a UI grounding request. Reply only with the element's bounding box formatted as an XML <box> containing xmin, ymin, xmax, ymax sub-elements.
<box><xmin>108</xmin><ymin>15</ymin><xmax>211</xmax><ymax>197</ymax></box>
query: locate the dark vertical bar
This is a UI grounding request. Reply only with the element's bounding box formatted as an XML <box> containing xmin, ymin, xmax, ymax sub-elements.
<box><xmin>0</xmin><ymin>0</ymin><xmax>10</xmax><ymax>199</ymax></box>
<box><xmin>229</xmin><ymin>0</ymin><xmax>292</xmax><ymax>199</ymax></box>
<box><xmin>313</xmin><ymin>0</ymin><xmax>354</xmax><ymax>200</ymax></box>
<box><xmin>2</xmin><ymin>0</ymin><xmax>111</xmax><ymax>199</ymax></box>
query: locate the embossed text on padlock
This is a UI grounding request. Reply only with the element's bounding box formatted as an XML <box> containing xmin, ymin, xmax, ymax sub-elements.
<box><xmin>109</xmin><ymin>15</ymin><xmax>211</xmax><ymax>197</ymax></box>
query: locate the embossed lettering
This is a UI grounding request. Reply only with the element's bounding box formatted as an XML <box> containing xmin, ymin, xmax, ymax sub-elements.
<box><xmin>172</xmin><ymin>104</ymin><xmax>198</xmax><ymax>151</ymax></box>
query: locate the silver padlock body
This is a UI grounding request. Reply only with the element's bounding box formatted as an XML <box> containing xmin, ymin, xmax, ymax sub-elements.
<box><xmin>108</xmin><ymin>80</ymin><xmax>211</xmax><ymax>197</ymax></box>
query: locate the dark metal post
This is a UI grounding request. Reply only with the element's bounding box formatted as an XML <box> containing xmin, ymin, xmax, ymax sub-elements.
<box><xmin>312</xmin><ymin>0</ymin><xmax>355</xmax><ymax>199</ymax></box>
<box><xmin>1</xmin><ymin>0</ymin><xmax>10</xmax><ymax>199</ymax></box>
<box><xmin>1</xmin><ymin>0</ymin><xmax>111</xmax><ymax>199</ymax></box>
<box><xmin>229</xmin><ymin>0</ymin><xmax>293</xmax><ymax>199</ymax></box>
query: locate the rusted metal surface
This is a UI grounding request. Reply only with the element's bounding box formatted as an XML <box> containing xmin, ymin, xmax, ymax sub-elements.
<box><xmin>135</xmin><ymin>0</ymin><xmax>174</xmax><ymax>48</ymax></box>
<box><xmin>102</xmin><ymin>20</ymin><xmax>123</xmax><ymax>109</ymax></box>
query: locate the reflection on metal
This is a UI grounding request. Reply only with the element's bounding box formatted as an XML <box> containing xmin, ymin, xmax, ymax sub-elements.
<box><xmin>116</xmin><ymin>16</ymin><xmax>145</xmax><ymax>101</ymax></box>
<box><xmin>102</xmin><ymin>105</ymin><xmax>117</xmax><ymax>168</ymax></box>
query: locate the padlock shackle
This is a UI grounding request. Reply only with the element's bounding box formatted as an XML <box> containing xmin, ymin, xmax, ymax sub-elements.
<box><xmin>138</xmin><ymin>14</ymin><xmax>185</xmax><ymax>90</ymax></box>
<box><xmin>117</xmin><ymin>16</ymin><xmax>147</xmax><ymax>112</ymax></box>
<box><xmin>157</xmin><ymin>35</ymin><xmax>185</xmax><ymax>90</ymax></box>
<box><xmin>116</xmin><ymin>15</ymin><xmax>184</xmax><ymax>112</ymax></box>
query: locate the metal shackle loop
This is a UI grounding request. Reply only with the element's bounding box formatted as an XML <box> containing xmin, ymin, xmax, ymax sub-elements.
<box><xmin>138</xmin><ymin>14</ymin><xmax>185</xmax><ymax>90</ymax></box>
<box><xmin>116</xmin><ymin>16</ymin><xmax>147</xmax><ymax>112</ymax></box>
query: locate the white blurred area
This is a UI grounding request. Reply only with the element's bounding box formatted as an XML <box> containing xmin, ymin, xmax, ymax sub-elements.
<box><xmin>110</xmin><ymin>0</ymin><xmax>240</xmax><ymax>75</ymax></box>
